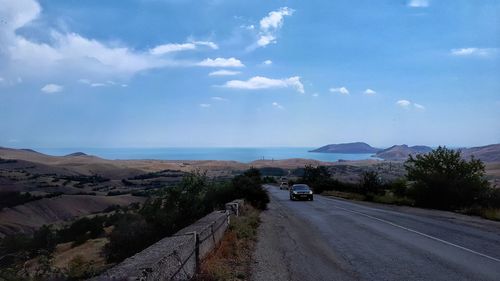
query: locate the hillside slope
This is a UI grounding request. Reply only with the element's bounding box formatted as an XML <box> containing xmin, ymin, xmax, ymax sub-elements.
<box><xmin>375</xmin><ymin>145</ymin><xmax>433</xmax><ymax>161</ymax></box>
<box><xmin>310</xmin><ymin>142</ymin><xmax>380</xmax><ymax>153</ymax></box>
<box><xmin>0</xmin><ymin>195</ymin><xmax>145</xmax><ymax>237</ymax></box>
<box><xmin>462</xmin><ymin>144</ymin><xmax>500</xmax><ymax>162</ymax></box>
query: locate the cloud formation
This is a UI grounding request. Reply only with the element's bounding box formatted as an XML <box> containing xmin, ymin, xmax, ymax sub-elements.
<box><xmin>330</xmin><ymin>87</ymin><xmax>349</xmax><ymax>95</ymax></box>
<box><xmin>41</xmin><ymin>83</ymin><xmax>63</xmax><ymax>93</ymax></box>
<box><xmin>272</xmin><ymin>102</ymin><xmax>284</xmax><ymax>110</ymax></box>
<box><xmin>149</xmin><ymin>41</ymin><xmax>218</xmax><ymax>55</ymax></box>
<box><xmin>263</xmin><ymin>60</ymin><xmax>273</xmax><ymax>65</ymax></box>
<box><xmin>0</xmin><ymin>0</ymin><xmax>221</xmax><ymax>81</ymax></box>
<box><xmin>396</xmin><ymin>100</ymin><xmax>425</xmax><ymax>110</ymax></box>
<box><xmin>208</xmin><ymin>70</ymin><xmax>241</xmax><ymax>76</ymax></box>
<box><xmin>450</xmin><ymin>48</ymin><xmax>498</xmax><ymax>57</ymax></box>
<box><xmin>222</xmin><ymin>76</ymin><xmax>304</xmax><ymax>93</ymax></box>
<box><xmin>211</xmin><ymin>96</ymin><xmax>228</xmax><ymax>101</ymax></box>
<box><xmin>199</xmin><ymin>103</ymin><xmax>211</xmax><ymax>108</ymax></box>
<box><xmin>256</xmin><ymin>7</ymin><xmax>294</xmax><ymax>48</ymax></box>
<box><xmin>364</xmin><ymin>89</ymin><xmax>376</xmax><ymax>95</ymax></box>
<box><xmin>407</xmin><ymin>0</ymin><xmax>429</xmax><ymax>8</ymax></box>
<box><xmin>396</xmin><ymin>100</ymin><xmax>411</xmax><ymax>107</ymax></box>
<box><xmin>149</xmin><ymin>43</ymin><xmax>196</xmax><ymax>55</ymax></box>
<box><xmin>197</xmin><ymin>58</ymin><xmax>245</xmax><ymax>68</ymax></box>
<box><xmin>414</xmin><ymin>103</ymin><xmax>425</xmax><ymax>110</ymax></box>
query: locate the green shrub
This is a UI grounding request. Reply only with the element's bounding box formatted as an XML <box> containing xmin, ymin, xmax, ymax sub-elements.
<box><xmin>105</xmin><ymin>214</ymin><xmax>154</xmax><ymax>262</ymax></box>
<box><xmin>405</xmin><ymin>146</ymin><xmax>489</xmax><ymax>210</ymax></box>
<box><xmin>358</xmin><ymin>171</ymin><xmax>384</xmax><ymax>197</ymax></box>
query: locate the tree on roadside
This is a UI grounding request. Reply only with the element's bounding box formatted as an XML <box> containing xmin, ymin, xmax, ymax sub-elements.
<box><xmin>359</xmin><ymin>171</ymin><xmax>384</xmax><ymax>197</ymax></box>
<box><xmin>404</xmin><ymin>146</ymin><xmax>489</xmax><ymax>210</ymax></box>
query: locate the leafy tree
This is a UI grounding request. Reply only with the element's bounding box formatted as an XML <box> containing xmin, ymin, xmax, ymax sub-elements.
<box><xmin>359</xmin><ymin>171</ymin><xmax>384</xmax><ymax>196</ymax></box>
<box><xmin>232</xmin><ymin>168</ymin><xmax>269</xmax><ymax>210</ymax></box>
<box><xmin>32</xmin><ymin>225</ymin><xmax>57</xmax><ymax>254</ymax></box>
<box><xmin>300</xmin><ymin>165</ymin><xmax>347</xmax><ymax>193</ymax></box>
<box><xmin>389</xmin><ymin>178</ymin><xmax>408</xmax><ymax>198</ymax></box>
<box><xmin>404</xmin><ymin>146</ymin><xmax>489</xmax><ymax>210</ymax></box>
<box><xmin>105</xmin><ymin>214</ymin><xmax>154</xmax><ymax>262</ymax></box>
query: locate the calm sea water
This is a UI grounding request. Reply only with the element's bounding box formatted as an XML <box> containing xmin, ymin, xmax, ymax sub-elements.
<box><xmin>35</xmin><ymin>147</ymin><xmax>377</xmax><ymax>163</ymax></box>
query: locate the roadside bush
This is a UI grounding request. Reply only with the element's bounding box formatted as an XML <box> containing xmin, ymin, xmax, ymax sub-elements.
<box><xmin>261</xmin><ymin>176</ymin><xmax>277</xmax><ymax>184</ymax></box>
<box><xmin>232</xmin><ymin>168</ymin><xmax>269</xmax><ymax>210</ymax></box>
<box><xmin>389</xmin><ymin>178</ymin><xmax>408</xmax><ymax>198</ymax></box>
<box><xmin>57</xmin><ymin>217</ymin><xmax>105</xmax><ymax>245</ymax></box>
<box><xmin>358</xmin><ymin>171</ymin><xmax>384</xmax><ymax>197</ymax></box>
<box><xmin>404</xmin><ymin>146</ymin><xmax>490</xmax><ymax>210</ymax></box>
<box><xmin>105</xmin><ymin>168</ymin><xmax>269</xmax><ymax>263</ymax></box>
<box><xmin>105</xmin><ymin>214</ymin><xmax>155</xmax><ymax>262</ymax></box>
<box><xmin>299</xmin><ymin>165</ymin><xmax>355</xmax><ymax>193</ymax></box>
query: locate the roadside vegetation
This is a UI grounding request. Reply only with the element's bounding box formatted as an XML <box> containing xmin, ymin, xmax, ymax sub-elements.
<box><xmin>0</xmin><ymin>168</ymin><xmax>269</xmax><ymax>280</ymax></box>
<box><xmin>301</xmin><ymin>147</ymin><xmax>500</xmax><ymax>221</ymax></box>
<box><xmin>195</xmin><ymin>204</ymin><xmax>261</xmax><ymax>281</ymax></box>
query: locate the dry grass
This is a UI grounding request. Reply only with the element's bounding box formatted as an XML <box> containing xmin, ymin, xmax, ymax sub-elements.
<box><xmin>322</xmin><ymin>190</ymin><xmax>366</xmax><ymax>201</ymax></box>
<box><xmin>52</xmin><ymin>238</ymin><xmax>108</xmax><ymax>270</ymax></box>
<box><xmin>195</xmin><ymin>204</ymin><xmax>260</xmax><ymax>281</ymax></box>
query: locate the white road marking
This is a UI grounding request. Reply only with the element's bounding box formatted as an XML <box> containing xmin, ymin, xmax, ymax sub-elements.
<box><xmin>328</xmin><ymin>201</ymin><xmax>500</xmax><ymax>263</ymax></box>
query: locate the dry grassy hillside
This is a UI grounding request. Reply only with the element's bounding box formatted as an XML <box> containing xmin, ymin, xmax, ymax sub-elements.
<box><xmin>0</xmin><ymin>194</ymin><xmax>145</xmax><ymax>237</ymax></box>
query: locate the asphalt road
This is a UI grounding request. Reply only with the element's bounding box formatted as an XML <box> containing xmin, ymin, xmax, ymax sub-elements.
<box><xmin>251</xmin><ymin>185</ymin><xmax>500</xmax><ymax>281</ymax></box>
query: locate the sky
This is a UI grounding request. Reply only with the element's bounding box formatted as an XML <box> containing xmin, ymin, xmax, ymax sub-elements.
<box><xmin>0</xmin><ymin>0</ymin><xmax>499</xmax><ymax>148</ymax></box>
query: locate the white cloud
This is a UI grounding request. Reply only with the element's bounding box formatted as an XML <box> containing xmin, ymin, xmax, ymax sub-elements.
<box><xmin>312</xmin><ymin>93</ymin><xmax>319</xmax><ymax>97</ymax></box>
<box><xmin>408</xmin><ymin>0</ymin><xmax>429</xmax><ymax>8</ymax></box>
<box><xmin>211</xmin><ymin>96</ymin><xmax>228</xmax><ymax>101</ymax></box>
<box><xmin>414</xmin><ymin>103</ymin><xmax>426</xmax><ymax>110</ymax></box>
<box><xmin>257</xmin><ymin>35</ymin><xmax>276</xmax><ymax>47</ymax></box>
<box><xmin>200</xmin><ymin>103</ymin><xmax>211</xmax><ymax>108</ymax></box>
<box><xmin>41</xmin><ymin>83</ymin><xmax>63</xmax><ymax>93</ymax></box>
<box><xmin>149</xmin><ymin>43</ymin><xmax>196</xmax><ymax>55</ymax></box>
<box><xmin>330</xmin><ymin>87</ymin><xmax>349</xmax><ymax>95</ymax></box>
<box><xmin>149</xmin><ymin>41</ymin><xmax>218</xmax><ymax>55</ymax></box>
<box><xmin>364</xmin><ymin>89</ymin><xmax>376</xmax><ymax>95</ymax></box>
<box><xmin>0</xmin><ymin>77</ymin><xmax>4</xmax><ymax>83</ymax></box>
<box><xmin>191</xmin><ymin>41</ymin><xmax>219</xmax><ymax>50</ymax></box>
<box><xmin>79</xmin><ymin>79</ymin><xmax>124</xmax><ymax>88</ymax></box>
<box><xmin>255</xmin><ymin>7</ymin><xmax>294</xmax><ymax>48</ymax></box>
<box><xmin>208</xmin><ymin>69</ymin><xmax>241</xmax><ymax>76</ymax></box>
<box><xmin>396</xmin><ymin>100</ymin><xmax>425</xmax><ymax>110</ymax></box>
<box><xmin>260</xmin><ymin>7</ymin><xmax>294</xmax><ymax>31</ymax></box>
<box><xmin>396</xmin><ymin>100</ymin><xmax>411</xmax><ymax>107</ymax></box>
<box><xmin>272</xmin><ymin>102</ymin><xmax>284</xmax><ymax>110</ymax></box>
<box><xmin>197</xmin><ymin>57</ymin><xmax>245</xmax><ymax>68</ymax></box>
<box><xmin>263</xmin><ymin>60</ymin><xmax>273</xmax><ymax>65</ymax></box>
<box><xmin>0</xmin><ymin>0</ymin><xmax>220</xmax><ymax>81</ymax></box>
<box><xmin>222</xmin><ymin>76</ymin><xmax>304</xmax><ymax>93</ymax></box>
<box><xmin>450</xmin><ymin>48</ymin><xmax>498</xmax><ymax>57</ymax></box>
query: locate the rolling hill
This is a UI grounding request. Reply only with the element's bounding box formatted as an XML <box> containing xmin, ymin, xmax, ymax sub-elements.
<box><xmin>310</xmin><ymin>142</ymin><xmax>380</xmax><ymax>153</ymax></box>
<box><xmin>374</xmin><ymin>145</ymin><xmax>433</xmax><ymax>161</ymax></box>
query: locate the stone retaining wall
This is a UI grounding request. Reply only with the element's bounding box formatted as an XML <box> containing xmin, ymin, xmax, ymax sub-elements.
<box><xmin>90</xmin><ymin>199</ymin><xmax>244</xmax><ymax>281</ymax></box>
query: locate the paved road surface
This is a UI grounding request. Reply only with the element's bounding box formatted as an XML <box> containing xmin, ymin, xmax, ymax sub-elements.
<box><xmin>251</xmin><ymin>185</ymin><xmax>500</xmax><ymax>281</ymax></box>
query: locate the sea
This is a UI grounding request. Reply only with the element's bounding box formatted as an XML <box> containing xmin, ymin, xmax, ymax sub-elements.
<box><xmin>35</xmin><ymin>147</ymin><xmax>378</xmax><ymax>163</ymax></box>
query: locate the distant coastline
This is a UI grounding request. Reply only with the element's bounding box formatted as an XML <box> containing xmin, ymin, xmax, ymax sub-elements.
<box><xmin>30</xmin><ymin>147</ymin><xmax>379</xmax><ymax>163</ymax></box>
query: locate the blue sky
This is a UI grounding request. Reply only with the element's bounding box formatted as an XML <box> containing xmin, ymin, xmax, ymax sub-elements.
<box><xmin>0</xmin><ymin>0</ymin><xmax>499</xmax><ymax>148</ymax></box>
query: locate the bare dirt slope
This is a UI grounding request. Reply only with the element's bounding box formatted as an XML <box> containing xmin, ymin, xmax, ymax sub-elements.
<box><xmin>0</xmin><ymin>195</ymin><xmax>145</xmax><ymax>237</ymax></box>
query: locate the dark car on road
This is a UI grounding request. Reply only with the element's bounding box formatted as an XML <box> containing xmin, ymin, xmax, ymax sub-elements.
<box><xmin>289</xmin><ymin>184</ymin><xmax>313</xmax><ymax>201</ymax></box>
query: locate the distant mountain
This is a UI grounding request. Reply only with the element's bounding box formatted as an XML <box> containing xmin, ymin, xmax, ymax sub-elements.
<box><xmin>310</xmin><ymin>142</ymin><xmax>380</xmax><ymax>154</ymax></box>
<box><xmin>65</xmin><ymin>152</ymin><xmax>88</xmax><ymax>157</ymax></box>
<box><xmin>462</xmin><ymin>144</ymin><xmax>500</xmax><ymax>162</ymax></box>
<box><xmin>375</xmin><ymin>145</ymin><xmax>433</xmax><ymax>161</ymax></box>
